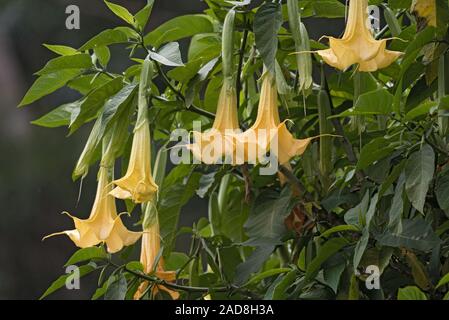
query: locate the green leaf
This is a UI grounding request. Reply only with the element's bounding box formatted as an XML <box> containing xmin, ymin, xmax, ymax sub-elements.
<box><xmin>134</xmin><ymin>0</ymin><xmax>155</xmax><ymax>31</ymax></box>
<box><xmin>405</xmin><ymin>100</ymin><xmax>437</xmax><ymax>120</ymax></box>
<box><xmin>245</xmin><ymin>268</ymin><xmax>292</xmax><ymax>286</ymax></box>
<box><xmin>104</xmin><ymin>274</ymin><xmax>127</xmax><ymax>300</ymax></box>
<box><xmin>357</xmin><ymin>137</ymin><xmax>395</xmax><ymax>170</ymax></box>
<box><xmin>158</xmin><ymin>165</ymin><xmax>201</xmax><ymax>256</ymax></box>
<box><xmin>336</xmin><ymin>89</ymin><xmax>394</xmax><ymax>117</ymax></box>
<box><xmin>405</xmin><ymin>144</ymin><xmax>435</xmax><ymax>213</ymax></box>
<box><xmin>397</xmin><ymin>286</ymin><xmax>428</xmax><ymax>300</ymax></box>
<box><xmin>70</xmin><ymin>77</ymin><xmax>124</xmax><ymax>133</ymax></box>
<box><xmin>264</xmin><ymin>270</ymin><xmax>297</xmax><ymax>300</ymax></box>
<box><xmin>376</xmin><ymin>218</ymin><xmax>441</xmax><ymax>252</ymax></box>
<box><xmin>19</xmin><ymin>69</ymin><xmax>81</xmax><ymax>107</ymax></box>
<box><xmin>319</xmin><ymin>224</ymin><xmax>360</xmax><ymax>239</ymax></box>
<box><xmin>297</xmin><ymin>0</ymin><xmax>346</xmax><ymax>18</ymax></box>
<box><xmin>36</xmin><ymin>54</ymin><xmax>93</xmax><ymax>75</ymax></box>
<box><xmin>149</xmin><ymin>42</ymin><xmax>184</xmax><ymax>67</ymax></box>
<box><xmin>64</xmin><ymin>247</ymin><xmax>108</xmax><ymax>267</ymax></box>
<box><xmin>94</xmin><ymin>46</ymin><xmax>111</xmax><ymax>68</ymax></box>
<box><xmin>99</xmin><ymin>83</ymin><xmax>138</xmax><ymax>136</ymax></box>
<box><xmin>305</xmin><ymin>237</ymin><xmax>348</xmax><ymax>282</ymax></box>
<box><xmin>144</xmin><ymin>15</ymin><xmax>214</xmax><ymax>48</ymax></box>
<box><xmin>104</xmin><ymin>1</ymin><xmax>135</xmax><ymax>25</ymax></box>
<box><xmin>436</xmin><ymin>272</ymin><xmax>449</xmax><ymax>289</ymax></box>
<box><xmin>344</xmin><ymin>192</ymin><xmax>370</xmax><ymax>227</ymax></box>
<box><xmin>353</xmin><ymin>228</ymin><xmax>369</xmax><ymax>269</ymax></box>
<box><xmin>245</xmin><ymin>188</ymin><xmax>296</xmax><ymax>241</ymax></box>
<box><xmin>79</xmin><ymin>29</ymin><xmax>129</xmax><ymax>51</ymax></box>
<box><xmin>40</xmin><ymin>264</ymin><xmax>96</xmax><ymax>299</ymax></box>
<box><xmin>254</xmin><ymin>2</ymin><xmax>282</xmax><ymax>74</ymax></box>
<box><xmin>31</xmin><ymin>102</ymin><xmax>80</xmax><ymax>128</ymax></box>
<box><xmin>235</xmin><ymin>245</ymin><xmax>276</xmax><ymax>285</ymax></box>
<box><xmin>43</xmin><ymin>44</ymin><xmax>78</xmax><ymax>56</ymax></box>
<box><xmin>436</xmin><ymin>167</ymin><xmax>449</xmax><ymax>217</ymax></box>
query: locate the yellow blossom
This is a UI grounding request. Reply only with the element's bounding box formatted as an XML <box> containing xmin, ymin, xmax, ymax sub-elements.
<box><xmin>134</xmin><ymin>217</ymin><xmax>179</xmax><ymax>300</ymax></box>
<box><xmin>44</xmin><ymin>166</ymin><xmax>141</xmax><ymax>253</ymax></box>
<box><xmin>316</xmin><ymin>0</ymin><xmax>402</xmax><ymax>72</ymax></box>
<box><xmin>110</xmin><ymin>119</ymin><xmax>158</xmax><ymax>203</ymax></box>
<box><xmin>189</xmin><ymin>79</ymin><xmax>241</xmax><ymax>164</ymax></box>
<box><xmin>234</xmin><ymin>72</ymin><xmax>311</xmax><ymax>165</ymax></box>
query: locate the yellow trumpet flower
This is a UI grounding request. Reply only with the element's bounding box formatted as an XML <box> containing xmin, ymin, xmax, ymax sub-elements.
<box><xmin>134</xmin><ymin>218</ymin><xmax>179</xmax><ymax>300</ymax></box>
<box><xmin>110</xmin><ymin>119</ymin><xmax>158</xmax><ymax>203</ymax></box>
<box><xmin>44</xmin><ymin>166</ymin><xmax>141</xmax><ymax>253</ymax></box>
<box><xmin>234</xmin><ymin>72</ymin><xmax>311</xmax><ymax>165</ymax></box>
<box><xmin>317</xmin><ymin>0</ymin><xmax>402</xmax><ymax>72</ymax></box>
<box><xmin>188</xmin><ymin>79</ymin><xmax>241</xmax><ymax>165</ymax></box>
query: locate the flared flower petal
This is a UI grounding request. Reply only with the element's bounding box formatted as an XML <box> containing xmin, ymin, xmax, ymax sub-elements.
<box><xmin>133</xmin><ymin>219</ymin><xmax>179</xmax><ymax>300</ymax></box>
<box><xmin>110</xmin><ymin>120</ymin><xmax>158</xmax><ymax>204</ymax></box>
<box><xmin>233</xmin><ymin>73</ymin><xmax>311</xmax><ymax>165</ymax></box>
<box><xmin>316</xmin><ymin>0</ymin><xmax>402</xmax><ymax>71</ymax></box>
<box><xmin>188</xmin><ymin>80</ymin><xmax>241</xmax><ymax>165</ymax></box>
<box><xmin>44</xmin><ymin>167</ymin><xmax>141</xmax><ymax>253</ymax></box>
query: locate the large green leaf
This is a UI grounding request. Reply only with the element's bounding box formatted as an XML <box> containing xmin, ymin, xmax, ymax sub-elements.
<box><xmin>79</xmin><ymin>29</ymin><xmax>129</xmax><ymax>51</ymax></box>
<box><xmin>436</xmin><ymin>167</ymin><xmax>449</xmax><ymax>217</ymax></box>
<box><xmin>36</xmin><ymin>54</ymin><xmax>93</xmax><ymax>75</ymax></box>
<box><xmin>149</xmin><ymin>42</ymin><xmax>184</xmax><ymax>67</ymax></box>
<box><xmin>244</xmin><ymin>188</ymin><xmax>296</xmax><ymax>241</ymax></box>
<box><xmin>357</xmin><ymin>137</ymin><xmax>395</xmax><ymax>170</ymax></box>
<box><xmin>336</xmin><ymin>89</ymin><xmax>394</xmax><ymax>117</ymax></box>
<box><xmin>144</xmin><ymin>15</ymin><xmax>214</xmax><ymax>48</ymax></box>
<box><xmin>64</xmin><ymin>247</ymin><xmax>108</xmax><ymax>267</ymax></box>
<box><xmin>305</xmin><ymin>237</ymin><xmax>348</xmax><ymax>282</ymax></box>
<box><xmin>104</xmin><ymin>1</ymin><xmax>135</xmax><ymax>25</ymax></box>
<box><xmin>19</xmin><ymin>69</ymin><xmax>81</xmax><ymax>107</ymax></box>
<box><xmin>376</xmin><ymin>218</ymin><xmax>440</xmax><ymax>252</ymax></box>
<box><xmin>31</xmin><ymin>102</ymin><xmax>80</xmax><ymax>128</ymax></box>
<box><xmin>70</xmin><ymin>77</ymin><xmax>124</xmax><ymax>133</ymax></box>
<box><xmin>405</xmin><ymin>144</ymin><xmax>435</xmax><ymax>213</ymax></box>
<box><xmin>158</xmin><ymin>165</ymin><xmax>201</xmax><ymax>256</ymax></box>
<box><xmin>40</xmin><ymin>264</ymin><xmax>96</xmax><ymax>299</ymax></box>
<box><xmin>254</xmin><ymin>2</ymin><xmax>282</xmax><ymax>74</ymax></box>
<box><xmin>397</xmin><ymin>286</ymin><xmax>428</xmax><ymax>300</ymax></box>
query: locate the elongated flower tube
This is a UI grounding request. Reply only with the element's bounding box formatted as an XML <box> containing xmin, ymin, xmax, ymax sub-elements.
<box><xmin>316</xmin><ymin>0</ymin><xmax>402</xmax><ymax>72</ymax></box>
<box><xmin>188</xmin><ymin>10</ymin><xmax>240</xmax><ymax>165</ymax></box>
<box><xmin>110</xmin><ymin>57</ymin><xmax>158</xmax><ymax>203</ymax></box>
<box><xmin>234</xmin><ymin>71</ymin><xmax>311</xmax><ymax>165</ymax></box>
<box><xmin>44</xmin><ymin>166</ymin><xmax>141</xmax><ymax>253</ymax></box>
<box><xmin>134</xmin><ymin>214</ymin><xmax>179</xmax><ymax>300</ymax></box>
<box><xmin>189</xmin><ymin>79</ymin><xmax>240</xmax><ymax>164</ymax></box>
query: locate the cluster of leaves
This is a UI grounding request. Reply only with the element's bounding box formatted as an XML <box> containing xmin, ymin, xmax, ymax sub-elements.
<box><xmin>22</xmin><ymin>0</ymin><xmax>449</xmax><ymax>300</ymax></box>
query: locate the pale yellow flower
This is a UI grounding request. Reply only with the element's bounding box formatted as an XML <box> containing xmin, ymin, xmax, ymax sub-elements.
<box><xmin>412</xmin><ymin>0</ymin><xmax>436</xmax><ymax>27</ymax></box>
<box><xmin>110</xmin><ymin>119</ymin><xmax>158</xmax><ymax>203</ymax></box>
<box><xmin>317</xmin><ymin>0</ymin><xmax>402</xmax><ymax>72</ymax></box>
<box><xmin>134</xmin><ymin>219</ymin><xmax>179</xmax><ymax>300</ymax></box>
<box><xmin>234</xmin><ymin>73</ymin><xmax>311</xmax><ymax>165</ymax></box>
<box><xmin>188</xmin><ymin>79</ymin><xmax>241</xmax><ymax>164</ymax></box>
<box><xmin>44</xmin><ymin>166</ymin><xmax>141</xmax><ymax>253</ymax></box>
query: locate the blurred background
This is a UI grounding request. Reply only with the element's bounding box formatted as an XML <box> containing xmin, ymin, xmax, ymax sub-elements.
<box><xmin>0</xmin><ymin>0</ymin><xmax>343</xmax><ymax>300</ymax></box>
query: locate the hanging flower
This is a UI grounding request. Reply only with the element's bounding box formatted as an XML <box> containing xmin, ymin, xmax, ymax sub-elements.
<box><xmin>234</xmin><ymin>72</ymin><xmax>311</xmax><ymax>165</ymax></box>
<box><xmin>110</xmin><ymin>119</ymin><xmax>158</xmax><ymax>203</ymax></box>
<box><xmin>316</xmin><ymin>0</ymin><xmax>402</xmax><ymax>72</ymax></box>
<box><xmin>188</xmin><ymin>79</ymin><xmax>241</xmax><ymax>164</ymax></box>
<box><xmin>134</xmin><ymin>216</ymin><xmax>179</xmax><ymax>300</ymax></box>
<box><xmin>44</xmin><ymin>166</ymin><xmax>141</xmax><ymax>253</ymax></box>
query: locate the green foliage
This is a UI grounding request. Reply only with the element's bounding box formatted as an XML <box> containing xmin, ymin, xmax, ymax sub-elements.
<box><xmin>23</xmin><ymin>0</ymin><xmax>449</xmax><ymax>300</ymax></box>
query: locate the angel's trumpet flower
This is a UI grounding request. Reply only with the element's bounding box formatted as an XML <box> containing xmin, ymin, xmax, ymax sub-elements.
<box><xmin>110</xmin><ymin>119</ymin><xmax>158</xmax><ymax>203</ymax></box>
<box><xmin>44</xmin><ymin>166</ymin><xmax>141</xmax><ymax>253</ymax></box>
<box><xmin>110</xmin><ymin>56</ymin><xmax>158</xmax><ymax>204</ymax></box>
<box><xmin>234</xmin><ymin>72</ymin><xmax>311</xmax><ymax>165</ymax></box>
<box><xmin>134</xmin><ymin>216</ymin><xmax>179</xmax><ymax>300</ymax></box>
<box><xmin>189</xmin><ymin>79</ymin><xmax>240</xmax><ymax>164</ymax></box>
<box><xmin>188</xmin><ymin>10</ymin><xmax>240</xmax><ymax>164</ymax></box>
<box><xmin>316</xmin><ymin>0</ymin><xmax>402</xmax><ymax>72</ymax></box>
